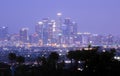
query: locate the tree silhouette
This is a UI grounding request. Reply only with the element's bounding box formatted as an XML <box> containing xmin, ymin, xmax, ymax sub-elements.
<box><xmin>16</xmin><ymin>56</ymin><xmax>25</xmax><ymax>65</ymax></box>
<box><xmin>67</xmin><ymin>51</ymin><xmax>75</xmax><ymax>66</ymax></box>
<box><xmin>98</xmin><ymin>49</ymin><xmax>116</xmax><ymax>67</ymax></box>
<box><xmin>66</xmin><ymin>47</ymin><xmax>100</xmax><ymax>71</ymax></box>
<box><xmin>81</xmin><ymin>48</ymin><xmax>116</xmax><ymax>72</ymax></box>
<box><xmin>36</xmin><ymin>56</ymin><xmax>42</xmax><ymax>65</ymax></box>
<box><xmin>8</xmin><ymin>53</ymin><xmax>16</xmax><ymax>64</ymax></box>
<box><xmin>48</xmin><ymin>52</ymin><xmax>59</xmax><ymax>69</ymax></box>
<box><xmin>81</xmin><ymin>49</ymin><xmax>99</xmax><ymax>72</ymax></box>
<box><xmin>67</xmin><ymin>50</ymin><xmax>84</xmax><ymax>70</ymax></box>
<box><xmin>37</xmin><ymin>56</ymin><xmax>47</xmax><ymax>66</ymax></box>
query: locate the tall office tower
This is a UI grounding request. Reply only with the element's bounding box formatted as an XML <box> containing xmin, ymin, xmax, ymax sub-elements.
<box><xmin>0</xmin><ymin>26</ymin><xmax>9</xmax><ymax>40</ymax></box>
<box><xmin>35</xmin><ymin>21</ymin><xmax>44</xmax><ymax>40</ymax></box>
<box><xmin>36</xmin><ymin>18</ymin><xmax>54</xmax><ymax>46</ymax></box>
<box><xmin>63</xmin><ymin>18</ymin><xmax>78</xmax><ymax>46</ymax></box>
<box><xmin>42</xmin><ymin>18</ymin><xmax>50</xmax><ymax>46</ymax></box>
<box><xmin>56</xmin><ymin>13</ymin><xmax>63</xmax><ymax>45</ymax></box>
<box><xmin>19</xmin><ymin>28</ymin><xmax>29</xmax><ymax>42</ymax></box>
<box><xmin>63</xmin><ymin>18</ymin><xmax>71</xmax><ymax>45</ymax></box>
<box><xmin>72</xmin><ymin>21</ymin><xmax>78</xmax><ymax>35</ymax></box>
<box><xmin>57</xmin><ymin>13</ymin><xmax>62</xmax><ymax>30</ymax></box>
<box><xmin>72</xmin><ymin>21</ymin><xmax>78</xmax><ymax>46</ymax></box>
<box><xmin>51</xmin><ymin>20</ymin><xmax>58</xmax><ymax>45</ymax></box>
<box><xmin>47</xmin><ymin>21</ymin><xmax>54</xmax><ymax>45</ymax></box>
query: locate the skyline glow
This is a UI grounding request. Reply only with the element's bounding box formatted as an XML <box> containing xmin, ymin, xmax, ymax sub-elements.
<box><xmin>0</xmin><ymin>0</ymin><xmax>120</xmax><ymax>35</ymax></box>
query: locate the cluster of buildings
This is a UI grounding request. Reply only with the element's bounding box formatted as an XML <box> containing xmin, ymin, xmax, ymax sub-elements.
<box><xmin>0</xmin><ymin>13</ymin><xmax>120</xmax><ymax>48</ymax></box>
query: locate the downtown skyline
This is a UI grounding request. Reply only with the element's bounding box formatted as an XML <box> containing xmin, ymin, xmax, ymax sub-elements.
<box><xmin>0</xmin><ymin>0</ymin><xmax>120</xmax><ymax>35</ymax></box>
<box><xmin>0</xmin><ymin>15</ymin><xmax>119</xmax><ymax>48</ymax></box>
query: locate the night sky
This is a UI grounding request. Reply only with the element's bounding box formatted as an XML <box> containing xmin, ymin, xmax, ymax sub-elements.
<box><xmin>0</xmin><ymin>0</ymin><xmax>120</xmax><ymax>35</ymax></box>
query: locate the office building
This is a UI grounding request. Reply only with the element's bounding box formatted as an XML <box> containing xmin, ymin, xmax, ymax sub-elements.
<box><xmin>0</xmin><ymin>26</ymin><xmax>9</xmax><ymax>40</ymax></box>
<box><xmin>19</xmin><ymin>28</ymin><xmax>29</xmax><ymax>42</ymax></box>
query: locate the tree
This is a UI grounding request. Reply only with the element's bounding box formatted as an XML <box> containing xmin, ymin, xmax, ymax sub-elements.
<box><xmin>8</xmin><ymin>53</ymin><xmax>16</xmax><ymax>64</ymax></box>
<box><xmin>16</xmin><ymin>56</ymin><xmax>25</xmax><ymax>65</ymax></box>
<box><xmin>48</xmin><ymin>52</ymin><xmax>59</xmax><ymax>69</ymax></box>
<box><xmin>67</xmin><ymin>51</ymin><xmax>75</xmax><ymax>65</ymax></box>
<box><xmin>72</xmin><ymin>50</ymin><xmax>84</xmax><ymax>70</ymax></box>
<box><xmin>36</xmin><ymin>56</ymin><xmax>47</xmax><ymax>66</ymax></box>
<box><xmin>8</xmin><ymin>53</ymin><xmax>17</xmax><ymax>76</ymax></box>
<box><xmin>49</xmin><ymin>52</ymin><xmax>59</xmax><ymax>61</ymax></box>
<box><xmin>67</xmin><ymin>50</ymin><xmax>84</xmax><ymax>70</ymax></box>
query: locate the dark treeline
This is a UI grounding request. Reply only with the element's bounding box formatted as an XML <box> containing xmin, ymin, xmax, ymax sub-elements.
<box><xmin>0</xmin><ymin>46</ymin><xmax>120</xmax><ymax>76</ymax></box>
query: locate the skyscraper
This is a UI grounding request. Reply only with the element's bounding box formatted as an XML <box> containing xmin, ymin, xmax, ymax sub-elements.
<box><xmin>35</xmin><ymin>21</ymin><xmax>44</xmax><ymax>40</ymax></box>
<box><xmin>0</xmin><ymin>26</ymin><xmax>9</xmax><ymax>40</ymax></box>
<box><xmin>36</xmin><ymin>18</ymin><xmax>54</xmax><ymax>46</ymax></box>
<box><xmin>19</xmin><ymin>28</ymin><xmax>29</xmax><ymax>42</ymax></box>
<box><xmin>34</xmin><ymin>13</ymin><xmax>78</xmax><ymax>47</ymax></box>
<box><xmin>56</xmin><ymin>13</ymin><xmax>63</xmax><ymax>46</ymax></box>
<box><xmin>63</xmin><ymin>18</ymin><xmax>78</xmax><ymax>46</ymax></box>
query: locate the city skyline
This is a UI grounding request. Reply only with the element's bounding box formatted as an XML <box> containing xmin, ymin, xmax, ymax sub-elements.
<box><xmin>0</xmin><ymin>0</ymin><xmax>120</xmax><ymax>35</ymax></box>
<box><xmin>0</xmin><ymin>17</ymin><xmax>119</xmax><ymax>48</ymax></box>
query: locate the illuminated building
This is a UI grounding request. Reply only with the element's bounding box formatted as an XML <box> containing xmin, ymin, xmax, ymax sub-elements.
<box><xmin>74</xmin><ymin>33</ymin><xmax>82</xmax><ymax>46</ymax></box>
<box><xmin>36</xmin><ymin>18</ymin><xmax>55</xmax><ymax>46</ymax></box>
<box><xmin>56</xmin><ymin>13</ymin><xmax>63</xmax><ymax>45</ymax></box>
<box><xmin>34</xmin><ymin>13</ymin><xmax>79</xmax><ymax>47</ymax></box>
<box><xmin>10</xmin><ymin>34</ymin><xmax>20</xmax><ymax>41</ymax></box>
<box><xmin>90</xmin><ymin>34</ymin><xmax>102</xmax><ymax>46</ymax></box>
<box><xmin>29</xmin><ymin>33</ymin><xmax>39</xmax><ymax>43</ymax></box>
<box><xmin>81</xmin><ymin>32</ymin><xmax>91</xmax><ymax>46</ymax></box>
<box><xmin>107</xmin><ymin>34</ymin><xmax>114</xmax><ymax>45</ymax></box>
<box><xmin>19</xmin><ymin>28</ymin><xmax>29</xmax><ymax>42</ymax></box>
<box><xmin>35</xmin><ymin>21</ymin><xmax>43</xmax><ymax>40</ymax></box>
<box><xmin>63</xmin><ymin>18</ymin><xmax>78</xmax><ymax>46</ymax></box>
<box><xmin>0</xmin><ymin>26</ymin><xmax>9</xmax><ymax>40</ymax></box>
<box><xmin>42</xmin><ymin>18</ymin><xmax>50</xmax><ymax>46</ymax></box>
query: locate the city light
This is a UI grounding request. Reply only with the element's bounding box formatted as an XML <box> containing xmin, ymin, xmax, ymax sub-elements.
<box><xmin>57</xmin><ymin>13</ymin><xmax>62</xmax><ymax>16</ymax></box>
<box><xmin>0</xmin><ymin>14</ymin><xmax>119</xmax><ymax>48</ymax></box>
<box><xmin>38</xmin><ymin>21</ymin><xmax>43</xmax><ymax>25</ymax></box>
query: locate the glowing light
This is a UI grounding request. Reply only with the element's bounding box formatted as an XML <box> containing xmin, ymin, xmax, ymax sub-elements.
<box><xmin>77</xmin><ymin>68</ymin><xmax>83</xmax><ymax>71</ymax></box>
<box><xmin>57</xmin><ymin>13</ymin><xmax>62</xmax><ymax>16</ymax></box>
<box><xmin>102</xmin><ymin>50</ymin><xmax>106</xmax><ymax>52</ymax></box>
<box><xmin>2</xmin><ymin>26</ymin><xmax>6</xmax><ymax>29</ymax></box>
<box><xmin>59</xmin><ymin>53</ymin><xmax>62</xmax><ymax>56</ymax></box>
<box><xmin>53</xmin><ymin>24</ymin><xmax>56</xmax><ymax>27</ymax></box>
<box><xmin>28</xmin><ymin>55</ymin><xmax>30</xmax><ymax>57</ymax></box>
<box><xmin>72</xmin><ymin>21</ymin><xmax>76</xmax><ymax>24</ymax></box>
<box><xmin>53</xmin><ymin>28</ymin><xmax>55</xmax><ymax>32</ymax></box>
<box><xmin>58</xmin><ymin>33</ymin><xmax>62</xmax><ymax>36</ymax></box>
<box><xmin>90</xmin><ymin>41</ymin><xmax>92</xmax><ymax>44</ymax></box>
<box><xmin>38</xmin><ymin>21</ymin><xmax>43</xmax><ymax>25</ymax></box>
<box><xmin>115</xmin><ymin>56</ymin><xmax>120</xmax><ymax>60</ymax></box>
<box><xmin>65</xmin><ymin>60</ymin><xmax>71</xmax><ymax>63</ymax></box>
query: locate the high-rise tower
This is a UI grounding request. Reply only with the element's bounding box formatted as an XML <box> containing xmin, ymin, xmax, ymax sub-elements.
<box><xmin>56</xmin><ymin>13</ymin><xmax>63</xmax><ymax>46</ymax></box>
<box><xmin>0</xmin><ymin>26</ymin><xmax>9</xmax><ymax>40</ymax></box>
<box><xmin>19</xmin><ymin>28</ymin><xmax>29</xmax><ymax>42</ymax></box>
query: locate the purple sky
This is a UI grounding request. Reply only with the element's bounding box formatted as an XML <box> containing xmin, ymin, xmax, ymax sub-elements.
<box><xmin>0</xmin><ymin>0</ymin><xmax>120</xmax><ymax>35</ymax></box>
